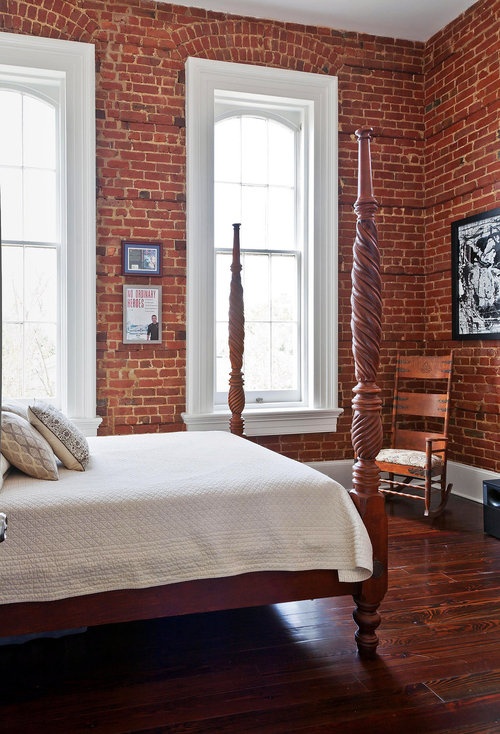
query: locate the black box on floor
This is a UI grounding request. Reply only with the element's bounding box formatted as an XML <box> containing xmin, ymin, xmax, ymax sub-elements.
<box><xmin>483</xmin><ymin>479</ymin><xmax>500</xmax><ymax>539</ymax></box>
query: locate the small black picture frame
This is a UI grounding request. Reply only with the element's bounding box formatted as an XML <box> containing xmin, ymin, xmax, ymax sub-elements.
<box><xmin>451</xmin><ymin>207</ymin><xmax>500</xmax><ymax>340</ymax></box>
<box><xmin>122</xmin><ymin>240</ymin><xmax>162</xmax><ymax>276</ymax></box>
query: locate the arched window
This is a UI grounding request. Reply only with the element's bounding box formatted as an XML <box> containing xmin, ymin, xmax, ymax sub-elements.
<box><xmin>214</xmin><ymin>112</ymin><xmax>302</xmax><ymax>405</ymax></box>
<box><xmin>0</xmin><ymin>32</ymin><xmax>98</xmax><ymax>434</ymax></box>
<box><xmin>184</xmin><ymin>58</ymin><xmax>341</xmax><ymax>436</ymax></box>
<box><xmin>1</xmin><ymin>88</ymin><xmax>59</xmax><ymax>400</ymax></box>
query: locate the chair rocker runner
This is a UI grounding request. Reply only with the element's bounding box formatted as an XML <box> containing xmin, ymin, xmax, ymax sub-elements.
<box><xmin>376</xmin><ymin>352</ymin><xmax>453</xmax><ymax>517</ymax></box>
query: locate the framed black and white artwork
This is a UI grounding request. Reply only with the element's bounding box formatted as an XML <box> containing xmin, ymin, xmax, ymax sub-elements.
<box><xmin>451</xmin><ymin>207</ymin><xmax>500</xmax><ymax>339</ymax></box>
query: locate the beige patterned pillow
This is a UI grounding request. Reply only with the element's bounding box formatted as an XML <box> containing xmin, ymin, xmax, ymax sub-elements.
<box><xmin>28</xmin><ymin>403</ymin><xmax>90</xmax><ymax>471</ymax></box>
<box><xmin>1</xmin><ymin>412</ymin><xmax>59</xmax><ymax>480</ymax></box>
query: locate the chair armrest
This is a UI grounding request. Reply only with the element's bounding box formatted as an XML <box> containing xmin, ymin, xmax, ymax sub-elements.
<box><xmin>425</xmin><ymin>436</ymin><xmax>448</xmax><ymax>459</ymax></box>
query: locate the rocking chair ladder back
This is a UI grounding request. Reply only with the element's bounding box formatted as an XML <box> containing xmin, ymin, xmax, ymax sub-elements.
<box><xmin>376</xmin><ymin>352</ymin><xmax>453</xmax><ymax>517</ymax></box>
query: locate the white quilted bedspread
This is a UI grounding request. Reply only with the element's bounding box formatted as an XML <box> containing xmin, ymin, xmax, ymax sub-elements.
<box><xmin>0</xmin><ymin>431</ymin><xmax>372</xmax><ymax>605</ymax></box>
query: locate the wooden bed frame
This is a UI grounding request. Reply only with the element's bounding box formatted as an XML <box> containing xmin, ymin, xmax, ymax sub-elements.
<box><xmin>0</xmin><ymin>129</ymin><xmax>387</xmax><ymax>657</ymax></box>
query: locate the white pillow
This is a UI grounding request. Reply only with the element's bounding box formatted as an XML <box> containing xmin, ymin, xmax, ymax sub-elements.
<box><xmin>1</xmin><ymin>401</ymin><xmax>28</xmax><ymax>420</ymax></box>
<box><xmin>1</xmin><ymin>412</ymin><xmax>59</xmax><ymax>481</ymax></box>
<box><xmin>28</xmin><ymin>403</ymin><xmax>90</xmax><ymax>471</ymax></box>
<box><xmin>1</xmin><ymin>453</ymin><xmax>10</xmax><ymax>477</ymax></box>
<box><xmin>0</xmin><ymin>453</ymin><xmax>11</xmax><ymax>491</ymax></box>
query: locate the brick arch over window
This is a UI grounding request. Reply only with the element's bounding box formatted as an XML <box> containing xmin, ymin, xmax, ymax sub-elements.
<box><xmin>170</xmin><ymin>21</ymin><xmax>343</xmax><ymax>73</ymax></box>
<box><xmin>6</xmin><ymin>3</ymin><xmax>344</xmax><ymax>94</ymax></box>
<box><xmin>2</xmin><ymin>2</ymin><xmax>100</xmax><ymax>43</ymax></box>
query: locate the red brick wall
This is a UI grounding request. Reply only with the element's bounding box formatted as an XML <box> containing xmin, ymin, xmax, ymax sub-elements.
<box><xmin>2</xmin><ymin>0</ymin><xmax>498</xmax><ymax>472</ymax></box>
<box><xmin>423</xmin><ymin>0</ymin><xmax>500</xmax><ymax>473</ymax></box>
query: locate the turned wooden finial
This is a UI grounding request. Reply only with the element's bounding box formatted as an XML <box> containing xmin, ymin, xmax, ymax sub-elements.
<box><xmin>228</xmin><ymin>223</ymin><xmax>245</xmax><ymax>436</ymax></box>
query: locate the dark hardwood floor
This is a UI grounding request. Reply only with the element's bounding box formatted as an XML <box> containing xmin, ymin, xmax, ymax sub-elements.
<box><xmin>1</xmin><ymin>494</ymin><xmax>499</xmax><ymax>733</ymax></box>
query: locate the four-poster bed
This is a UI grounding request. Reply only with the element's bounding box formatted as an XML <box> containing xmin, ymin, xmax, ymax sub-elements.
<box><xmin>0</xmin><ymin>129</ymin><xmax>387</xmax><ymax>657</ymax></box>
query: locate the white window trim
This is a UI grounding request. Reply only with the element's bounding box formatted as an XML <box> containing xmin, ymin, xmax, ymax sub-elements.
<box><xmin>0</xmin><ymin>32</ymin><xmax>100</xmax><ymax>435</ymax></box>
<box><xmin>183</xmin><ymin>57</ymin><xmax>341</xmax><ymax>436</ymax></box>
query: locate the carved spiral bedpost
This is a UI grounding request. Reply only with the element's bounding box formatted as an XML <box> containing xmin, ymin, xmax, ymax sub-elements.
<box><xmin>350</xmin><ymin>128</ymin><xmax>388</xmax><ymax>657</ymax></box>
<box><xmin>228</xmin><ymin>223</ymin><xmax>245</xmax><ymax>436</ymax></box>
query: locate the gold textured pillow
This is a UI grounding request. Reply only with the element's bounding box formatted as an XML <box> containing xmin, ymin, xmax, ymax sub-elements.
<box><xmin>1</xmin><ymin>412</ymin><xmax>59</xmax><ymax>480</ymax></box>
<box><xmin>28</xmin><ymin>403</ymin><xmax>90</xmax><ymax>471</ymax></box>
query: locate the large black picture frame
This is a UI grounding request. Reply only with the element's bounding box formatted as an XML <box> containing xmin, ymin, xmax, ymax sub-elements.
<box><xmin>451</xmin><ymin>207</ymin><xmax>500</xmax><ymax>340</ymax></box>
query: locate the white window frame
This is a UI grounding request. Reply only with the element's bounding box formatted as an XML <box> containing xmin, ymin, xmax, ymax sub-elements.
<box><xmin>0</xmin><ymin>32</ymin><xmax>100</xmax><ymax>435</ymax></box>
<box><xmin>183</xmin><ymin>58</ymin><xmax>341</xmax><ymax>436</ymax></box>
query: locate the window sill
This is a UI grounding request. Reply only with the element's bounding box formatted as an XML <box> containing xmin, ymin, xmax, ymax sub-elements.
<box><xmin>71</xmin><ymin>416</ymin><xmax>102</xmax><ymax>437</ymax></box>
<box><xmin>181</xmin><ymin>407</ymin><xmax>343</xmax><ymax>436</ymax></box>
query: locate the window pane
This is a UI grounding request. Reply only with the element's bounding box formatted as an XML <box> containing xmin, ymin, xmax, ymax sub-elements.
<box><xmin>0</xmin><ymin>167</ymin><xmax>23</xmax><ymax>240</ymax></box>
<box><xmin>25</xmin><ymin>247</ymin><xmax>57</xmax><ymax>321</ymax></box>
<box><xmin>269</xmin><ymin>120</ymin><xmax>295</xmax><ymax>186</ymax></box>
<box><xmin>271</xmin><ymin>254</ymin><xmax>298</xmax><ymax>321</ymax></box>
<box><xmin>241</xmin><ymin>186</ymin><xmax>267</xmax><ymax>249</ymax></box>
<box><xmin>245</xmin><ymin>322</ymin><xmax>271</xmax><ymax>391</ymax></box>
<box><xmin>2</xmin><ymin>323</ymin><xmax>23</xmax><ymax>396</ymax></box>
<box><xmin>241</xmin><ymin>117</ymin><xmax>267</xmax><ymax>184</ymax></box>
<box><xmin>0</xmin><ymin>90</ymin><xmax>22</xmax><ymax>166</ymax></box>
<box><xmin>2</xmin><ymin>245</ymin><xmax>57</xmax><ymax>399</ymax></box>
<box><xmin>23</xmin><ymin>95</ymin><xmax>57</xmax><ymax>169</ymax></box>
<box><xmin>214</xmin><ymin>182</ymin><xmax>241</xmax><ymax>247</ymax></box>
<box><xmin>242</xmin><ymin>253</ymin><xmax>270</xmax><ymax>320</ymax></box>
<box><xmin>215</xmin><ymin>321</ymin><xmax>230</xmax><ymax>392</ymax></box>
<box><xmin>1</xmin><ymin>245</ymin><xmax>23</xmax><ymax>321</ymax></box>
<box><xmin>271</xmin><ymin>322</ymin><xmax>297</xmax><ymax>390</ymax></box>
<box><xmin>215</xmin><ymin>250</ymin><xmax>232</xmax><ymax>393</ymax></box>
<box><xmin>215</xmin><ymin>251</ymin><xmax>232</xmax><ymax>320</ymax></box>
<box><xmin>1</xmin><ymin>322</ymin><xmax>57</xmax><ymax>400</ymax></box>
<box><xmin>214</xmin><ymin>117</ymin><xmax>240</xmax><ymax>182</ymax></box>
<box><xmin>268</xmin><ymin>186</ymin><xmax>295</xmax><ymax>249</ymax></box>
<box><xmin>24</xmin><ymin>168</ymin><xmax>57</xmax><ymax>242</ymax></box>
<box><xmin>24</xmin><ymin>322</ymin><xmax>57</xmax><ymax>398</ymax></box>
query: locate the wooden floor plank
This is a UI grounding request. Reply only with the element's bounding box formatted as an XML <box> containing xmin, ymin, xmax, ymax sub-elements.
<box><xmin>1</xmin><ymin>494</ymin><xmax>499</xmax><ymax>733</ymax></box>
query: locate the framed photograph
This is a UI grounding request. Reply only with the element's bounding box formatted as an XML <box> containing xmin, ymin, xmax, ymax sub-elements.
<box><xmin>452</xmin><ymin>207</ymin><xmax>500</xmax><ymax>339</ymax></box>
<box><xmin>122</xmin><ymin>240</ymin><xmax>162</xmax><ymax>276</ymax></box>
<box><xmin>123</xmin><ymin>285</ymin><xmax>162</xmax><ymax>344</ymax></box>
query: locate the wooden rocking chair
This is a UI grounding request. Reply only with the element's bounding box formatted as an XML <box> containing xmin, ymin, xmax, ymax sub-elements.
<box><xmin>376</xmin><ymin>352</ymin><xmax>453</xmax><ymax>517</ymax></box>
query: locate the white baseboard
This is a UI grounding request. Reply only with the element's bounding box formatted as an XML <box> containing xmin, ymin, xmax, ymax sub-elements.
<box><xmin>447</xmin><ymin>461</ymin><xmax>499</xmax><ymax>504</ymax></box>
<box><xmin>307</xmin><ymin>459</ymin><xmax>500</xmax><ymax>505</ymax></box>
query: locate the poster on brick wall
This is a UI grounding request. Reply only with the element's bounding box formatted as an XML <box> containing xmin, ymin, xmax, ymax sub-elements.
<box><xmin>123</xmin><ymin>285</ymin><xmax>162</xmax><ymax>344</ymax></box>
<box><xmin>451</xmin><ymin>207</ymin><xmax>500</xmax><ymax>339</ymax></box>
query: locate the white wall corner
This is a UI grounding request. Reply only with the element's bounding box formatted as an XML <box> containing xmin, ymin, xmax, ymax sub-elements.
<box><xmin>307</xmin><ymin>459</ymin><xmax>354</xmax><ymax>489</ymax></box>
<box><xmin>447</xmin><ymin>461</ymin><xmax>500</xmax><ymax>504</ymax></box>
<box><xmin>307</xmin><ymin>459</ymin><xmax>500</xmax><ymax>505</ymax></box>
